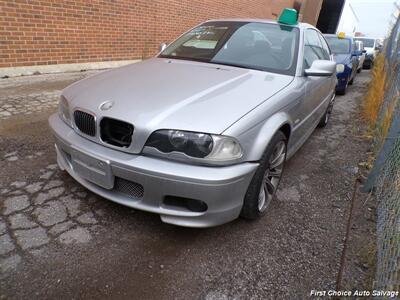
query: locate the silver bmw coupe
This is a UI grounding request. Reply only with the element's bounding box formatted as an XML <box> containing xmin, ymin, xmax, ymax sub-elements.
<box><xmin>49</xmin><ymin>18</ymin><xmax>336</xmax><ymax>227</ymax></box>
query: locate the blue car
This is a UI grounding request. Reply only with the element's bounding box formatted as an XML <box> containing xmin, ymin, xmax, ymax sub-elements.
<box><xmin>324</xmin><ymin>34</ymin><xmax>360</xmax><ymax>95</ymax></box>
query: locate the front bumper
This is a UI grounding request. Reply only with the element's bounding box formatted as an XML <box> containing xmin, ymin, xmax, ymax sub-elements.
<box><xmin>49</xmin><ymin>114</ymin><xmax>258</xmax><ymax>227</ymax></box>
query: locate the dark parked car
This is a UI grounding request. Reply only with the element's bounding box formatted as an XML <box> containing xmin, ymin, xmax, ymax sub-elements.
<box><xmin>325</xmin><ymin>33</ymin><xmax>359</xmax><ymax>95</ymax></box>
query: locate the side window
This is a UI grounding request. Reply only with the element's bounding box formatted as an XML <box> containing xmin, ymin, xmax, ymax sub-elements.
<box><xmin>318</xmin><ymin>34</ymin><xmax>331</xmax><ymax>60</ymax></box>
<box><xmin>304</xmin><ymin>29</ymin><xmax>326</xmax><ymax>69</ymax></box>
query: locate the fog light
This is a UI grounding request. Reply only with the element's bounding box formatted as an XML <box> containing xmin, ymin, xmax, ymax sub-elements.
<box><xmin>163</xmin><ymin>196</ymin><xmax>208</xmax><ymax>212</ymax></box>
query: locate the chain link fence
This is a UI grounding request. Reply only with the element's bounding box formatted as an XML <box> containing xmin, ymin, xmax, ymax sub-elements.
<box><xmin>363</xmin><ymin>16</ymin><xmax>400</xmax><ymax>292</ymax></box>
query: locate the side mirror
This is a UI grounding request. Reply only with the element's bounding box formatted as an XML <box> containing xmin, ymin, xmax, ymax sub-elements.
<box><xmin>362</xmin><ymin>49</ymin><xmax>367</xmax><ymax>53</ymax></box>
<box><xmin>305</xmin><ymin>60</ymin><xmax>336</xmax><ymax>77</ymax></box>
<box><xmin>159</xmin><ymin>43</ymin><xmax>168</xmax><ymax>52</ymax></box>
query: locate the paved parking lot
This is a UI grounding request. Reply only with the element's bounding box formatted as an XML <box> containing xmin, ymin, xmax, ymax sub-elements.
<box><xmin>0</xmin><ymin>70</ymin><xmax>374</xmax><ymax>299</ymax></box>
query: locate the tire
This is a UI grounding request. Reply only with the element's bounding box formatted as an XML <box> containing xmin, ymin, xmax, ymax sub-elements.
<box><xmin>348</xmin><ymin>77</ymin><xmax>354</xmax><ymax>85</ymax></box>
<box><xmin>318</xmin><ymin>100</ymin><xmax>334</xmax><ymax>128</ymax></box>
<box><xmin>364</xmin><ymin>62</ymin><xmax>373</xmax><ymax>69</ymax></box>
<box><xmin>357</xmin><ymin>68</ymin><xmax>361</xmax><ymax>73</ymax></box>
<box><xmin>336</xmin><ymin>87</ymin><xmax>346</xmax><ymax>95</ymax></box>
<box><xmin>240</xmin><ymin>131</ymin><xmax>287</xmax><ymax>220</ymax></box>
<box><xmin>336</xmin><ymin>77</ymin><xmax>348</xmax><ymax>95</ymax></box>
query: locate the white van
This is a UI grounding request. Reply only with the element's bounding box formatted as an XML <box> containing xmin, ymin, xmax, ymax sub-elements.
<box><xmin>354</xmin><ymin>37</ymin><xmax>379</xmax><ymax>69</ymax></box>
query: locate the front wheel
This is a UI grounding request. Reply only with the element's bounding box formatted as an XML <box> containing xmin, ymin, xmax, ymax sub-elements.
<box><xmin>241</xmin><ymin>131</ymin><xmax>287</xmax><ymax>220</ymax></box>
<box><xmin>336</xmin><ymin>87</ymin><xmax>346</xmax><ymax>95</ymax></box>
<box><xmin>336</xmin><ymin>77</ymin><xmax>348</xmax><ymax>95</ymax></box>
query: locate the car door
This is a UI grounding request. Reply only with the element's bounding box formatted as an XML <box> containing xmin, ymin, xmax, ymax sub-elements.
<box><xmin>318</xmin><ymin>33</ymin><xmax>336</xmax><ymax>96</ymax></box>
<box><xmin>355</xmin><ymin>41</ymin><xmax>365</xmax><ymax>68</ymax></box>
<box><xmin>296</xmin><ymin>29</ymin><xmax>333</xmax><ymax>140</ymax></box>
<box><xmin>360</xmin><ymin>42</ymin><xmax>366</xmax><ymax>66</ymax></box>
<box><xmin>350</xmin><ymin>41</ymin><xmax>359</xmax><ymax>79</ymax></box>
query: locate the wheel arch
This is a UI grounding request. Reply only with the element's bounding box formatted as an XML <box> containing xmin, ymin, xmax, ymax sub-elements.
<box><xmin>240</xmin><ymin>112</ymin><xmax>293</xmax><ymax>162</ymax></box>
<box><xmin>279</xmin><ymin>123</ymin><xmax>291</xmax><ymax>141</ymax></box>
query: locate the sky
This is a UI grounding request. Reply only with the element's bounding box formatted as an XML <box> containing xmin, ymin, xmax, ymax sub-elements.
<box><xmin>349</xmin><ymin>0</ymin><xmax>399</xmax><ymax>37</ymax></box>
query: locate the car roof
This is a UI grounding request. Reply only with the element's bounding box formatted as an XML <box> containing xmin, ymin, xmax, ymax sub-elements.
<box><xmin>203</xmin><ymin>18</ymin><xmax>313</xmax><ymax>29</ymax></box>
<box><xmin>354</xmin><ymin>36</ymin><xmax>377</xmax><ymax>40</ymax></box>
<box><xmin>324</xmin><ymin>34</ymin><xmax>353</xmax><ymax>41</ymax></box>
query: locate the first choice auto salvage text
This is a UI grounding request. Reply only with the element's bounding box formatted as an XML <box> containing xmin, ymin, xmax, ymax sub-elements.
<box><xmin>310</xmin><ymin>290</ymin><xmax>399</xmax><ymax>297</ymax></box>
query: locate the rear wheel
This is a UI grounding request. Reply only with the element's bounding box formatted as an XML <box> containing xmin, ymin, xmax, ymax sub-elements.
<box><xmin>364</xmin><ymin>62</ymin><xmax>373</xmax><ymax>69</ymax></box>
<box><xmin>241</xmin><ymin>131</ymin><xmax>287</xmax><ymax>220</ymax></box>
<box><xmin>318</xmin><ymin>100</ymin><xmax>334</xmax><ymax>128</ymax></box>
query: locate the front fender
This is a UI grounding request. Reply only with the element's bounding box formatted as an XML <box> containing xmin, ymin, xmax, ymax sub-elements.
<box><xmin>231</xmin><ymin>112</ymin><xmax>293</xmax><ymax>162</ymax></box>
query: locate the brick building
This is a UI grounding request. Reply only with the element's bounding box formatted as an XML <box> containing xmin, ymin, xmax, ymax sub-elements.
<box><xmin>0</xmin><ymin>0</ymin><xmax>322</xmax><ymax>76</ymax></box>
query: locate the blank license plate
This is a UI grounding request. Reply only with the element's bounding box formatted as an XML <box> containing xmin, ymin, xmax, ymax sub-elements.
<box><xmin>71</xmin><ymin>147</ymin><xmax>114</xmax><ymax>189</ymax></box>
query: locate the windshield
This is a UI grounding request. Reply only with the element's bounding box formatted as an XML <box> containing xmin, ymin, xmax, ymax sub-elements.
<box><xmin>159</xmin><ymin>22</ymin><xmax>299</xmax><ymax>75</ymax></box>
<box><xmin>325</xmin><ymin>37</ymin><xmax>351</xmax><ymax>54</ymax></box>
<box><xmin>354</xmin><ymin>38</ymin><xmax>375</xmax><ymax>48</ymax></box>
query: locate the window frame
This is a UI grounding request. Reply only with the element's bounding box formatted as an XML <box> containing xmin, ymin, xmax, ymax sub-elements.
<box><xmin>317</xmin><ymin>33</ymin><xmax>332</xmax><ymax>60</ymax></box>
<box><xmin>303</xmin><ymin>28</ymin><xmax>327</xmax><ymax>71</ymax></box>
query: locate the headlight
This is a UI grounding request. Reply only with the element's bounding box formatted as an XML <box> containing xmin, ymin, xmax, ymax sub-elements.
<box><xmin>58</xmin><ymin>95</ymin><xmax>71</xmax><ymax>126</ymax></box>
<box><xmin>144</xmin><ymin>130</ymin><xmax>243</xmax><ymax>162</ymax></box>
<box><xmin>336</xmin><ymin>64</ymin><xmax>345</xmax><ymax>73</ymax></box>
<box><xmin>207</xmin><ymin>135</ymin><xmax>242</xmax><ymax>161</ymax></box>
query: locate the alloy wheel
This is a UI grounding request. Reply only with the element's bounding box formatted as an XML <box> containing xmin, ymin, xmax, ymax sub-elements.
<box><xmin>258</xmin><ymin>141</ymin><xmax>286</xmax><ymax>212</ymax></box>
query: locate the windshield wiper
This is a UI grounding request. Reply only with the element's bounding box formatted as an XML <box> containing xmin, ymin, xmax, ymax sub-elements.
<box><xmin>209</xmin><ymin>61</ymin><xmax>267</xmax><ymax>72</ymax></box>
<box><xmin>158</xmin><ymin>55</ymin><xmax>211</xmax><ymax>63</ymax></box>
<box><xmin>158</xmin><ymin>56</ymin><xmax>268</xmax><ymax>72</ymax></box>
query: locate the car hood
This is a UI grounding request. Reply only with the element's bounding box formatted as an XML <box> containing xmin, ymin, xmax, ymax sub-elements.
<box><xmin>332</xmin><ymin>54</ymin><xmax>351</xmax><ymax>64</ymax></box>
<box><xmin>64</xmin><ymin>58</ymin><xmax>293</xmax><ymax>136</ymax></box>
